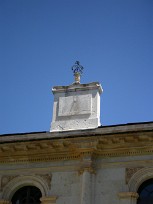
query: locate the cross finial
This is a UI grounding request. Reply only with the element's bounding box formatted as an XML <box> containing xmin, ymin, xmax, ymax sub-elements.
<box><xmin>71</xmin><ymin>61</ymin><xmax>84</xmax><ymax>83</ymax></box>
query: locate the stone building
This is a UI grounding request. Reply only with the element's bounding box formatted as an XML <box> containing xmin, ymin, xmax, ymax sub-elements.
<box><xmin>0</xmin><ymin>63</ymin><xmax>153</xmax><ymax>204</ymax></box>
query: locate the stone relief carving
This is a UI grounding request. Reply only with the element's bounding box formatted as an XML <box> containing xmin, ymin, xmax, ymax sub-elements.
<box><xmin>125</xmin><ymin>167</ymin><xmax>142</xmax><ymax>184</ymax></box>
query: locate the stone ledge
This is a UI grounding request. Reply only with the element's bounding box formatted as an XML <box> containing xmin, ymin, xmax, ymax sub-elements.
<box><xmin>118</xmin><ymin>192</ymin><xmax>139</xmax><ymax>199</ymax></box>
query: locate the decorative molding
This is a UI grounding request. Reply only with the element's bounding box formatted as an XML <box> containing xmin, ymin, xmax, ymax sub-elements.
<box><xmin>0</xmin><ymin>131</ymin><xmax>153</xmax><ymax>164</ymax></box>
<box><xmin>2</xmin><ymin>175</ymin><xmax>49</xmax><ymax>200</ymax></box>
<box><xmin>78</xmin><ymin>154</ymin><xmax>96</xmax><ymax>175</ymax></box>
<box><xmin>40</xmin><ymin>196</ymin><xmax>57</xmax><ymax>204</ymax></box>
<box><xmin>0</xmin><ymin>174</ymin><xmax>51</xmax><ymax>193</ymax></box>
<box><xmin>125</xmin><ymin>168</ymin><xmax>142</xmax><ymax>184</ymax></box>
<box><xmin>94</xmin><ymin>132</ymin><xmax>153</xmax><ymax>158</ymax></box>
<box><xmin>118</xmin><ymin>192</ymin><xmax>139</xmax><ymax>199</ymax></box>
<box><xmin>0</xmin><ymin>175</ymin><xmax>18</xmax><ymax>191</ymax></box>
<box><xmin>79</xmin><ymin>166</ymin><xmax>96</xmax><ymax>175</ymax></box>
<box><xmin>37</xmin><ymin>174</ymin><xmax>52</xmax><ymax>189</ymax></box>
<box><xmin>0</xmin><ymin>174</ymin><xmax>52</xmax><ymax>191</ymax></box>
<box><xmin>128</xmin><ymin>167</ymin><xmax>153</xmax><ymax>192</ymax></box>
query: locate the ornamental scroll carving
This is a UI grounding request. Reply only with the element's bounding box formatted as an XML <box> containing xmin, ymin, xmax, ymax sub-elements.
<box><xmin>125</xmin><ymin>167</ymin><xmax>142</xmax><ymax>184</ymax></box>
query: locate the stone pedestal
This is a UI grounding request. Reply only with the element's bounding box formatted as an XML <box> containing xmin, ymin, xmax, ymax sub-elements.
<box><xmin>50</xmin><ymin>82</ymin><xmax>103</xmax><ymax>132</ymax></box>
<box><xmin>118</xmin><ymin>192</ymin><xmax>139</xmax><ymax>204</ymax></box>
<box><xmin>40</xmin><ymin>196</ymin><xmax>57</xmax><ymax>204</ymax></box>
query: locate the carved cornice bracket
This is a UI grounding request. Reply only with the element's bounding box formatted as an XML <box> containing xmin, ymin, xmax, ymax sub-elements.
<box><xmin>78</xmin><ymin>154</ymin><xmax>96</xmax><ymax>175</ymax></box>
<box><xmin>78</xmin><ymin>166</ymin><xmax>96</xmax><ymax>175</ymax></box>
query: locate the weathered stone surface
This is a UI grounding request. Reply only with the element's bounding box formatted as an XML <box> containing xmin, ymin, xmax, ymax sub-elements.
<box><xmin>0</xmin><ymin>123</ymin><xmax>153</xmax><ymax>204</ymax></box>
<box><xmin>50</xmin><ymin>82</ymin><xmax>103</xmax><ymax>132</ymax></box>
<box><xmin>58</xmin><ymin>94</ymin><xmax>92</xmax><ymax>116</ymax></box>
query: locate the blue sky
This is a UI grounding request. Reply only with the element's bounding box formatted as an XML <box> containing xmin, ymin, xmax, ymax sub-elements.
<box><xmin>0</xmin><ymin>0</ymin><xmax>153</xmax><ymax>134</ymax></box>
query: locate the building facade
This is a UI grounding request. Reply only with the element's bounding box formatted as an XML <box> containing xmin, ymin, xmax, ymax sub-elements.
<box><xmin>0</xmin><ymin>65</ymin><xmax>153</xmax><ymax>204</ymax></box>
<box><xmin>0</xmin><ymin>122</ymin><xmax>153</xmax><ymax>204</ymax></box>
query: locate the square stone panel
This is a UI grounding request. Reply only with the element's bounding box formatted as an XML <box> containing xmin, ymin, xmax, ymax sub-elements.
<box><xmin>58</xmin><ymin>94</ymin><xmax>92</xmax><ymax>117</ymax></box>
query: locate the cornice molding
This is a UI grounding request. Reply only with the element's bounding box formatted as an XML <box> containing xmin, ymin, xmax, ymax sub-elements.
<box><xmin>0</xmin><ymin>130</ymin><xmax>153</xmax><ymax>164</ymax></box>
<box><xmin>1</xmin><ymin>122</ymin><xmax>153</xmax><ymax>142</ymax></box>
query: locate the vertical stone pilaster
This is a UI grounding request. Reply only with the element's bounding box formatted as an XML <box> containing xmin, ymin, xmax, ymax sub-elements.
<box><xmin>118</xmin><ymin>192</ymin><xmax>139</xmax><ymax>204</ymax></box>
<box><xmin>40</xmin><ymin>196</ymin><xmax>57</xmax><ymax>204</ymax></box>
<box><xmin>79</xmin><ymin>166</ymin><xmax>95</xmax><ymax>204</ymax></box>
<box><xmin>81</xmin><ymin>170</ymin><xmax>92</xmax><ymax>204</ymax></box>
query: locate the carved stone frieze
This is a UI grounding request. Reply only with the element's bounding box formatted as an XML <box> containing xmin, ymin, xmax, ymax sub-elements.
<box><xmin>125</xmin><ymin>167</ymin><xmax>142</xmax><ymax>184</ymax></box>
<box><xmin>0</xmin><ymin>131</ymin><xmax>153</xmax><ymax>164</ymax></box>
<box><xmin>97</xmin><ymin>132</ymin><xmax>153</xmax><ymax>149</ymax></box>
